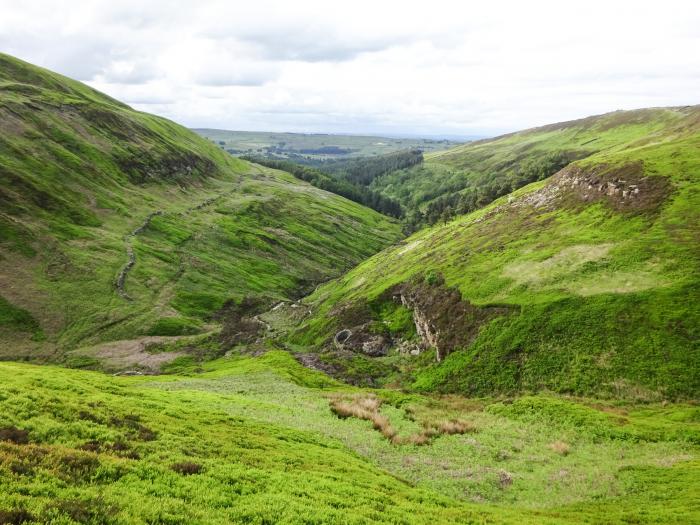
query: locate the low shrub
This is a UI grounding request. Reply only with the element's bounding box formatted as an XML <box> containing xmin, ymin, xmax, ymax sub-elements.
<box><xmin>171</xmin><ymin>461</ymin><xmax>203</xmax><ymax>475</ymax></box>
<box><xmin>0</xmin><ymin>426</ymin><xmax>29</xmax><ymax>445</ymax></box>
<box><xmin>0</xmin><ymin>509</ymin><xmax>35</xmax><ymax>525</ymax></box>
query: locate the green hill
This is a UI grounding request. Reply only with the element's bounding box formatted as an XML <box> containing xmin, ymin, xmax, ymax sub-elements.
<box><xmin>0</xmin><ymin>53</ymin><xmax>401</xmax><ymax>360</ymax></box>
<box><xmin>371</xmin><ymin>107</ymin><xmax>698</xmax><ymax>227</ymax></box>
<box><xmin>1</xmin><ymin>355</ymin><xmax>697</xmax><ymax>524</ymax></box>
<box><xmin>289</xmin><ymin>106</ymin><xmax>700</xmax><ymax>400</ymax></box>
<box><xmin>0</xmin><ymin>54</ymin><xmax>698</xmax><ymax>525</ymax></box>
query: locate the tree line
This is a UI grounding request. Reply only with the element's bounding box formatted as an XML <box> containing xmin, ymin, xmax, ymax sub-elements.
<box><xmin>404</xmin><ymin>151</ymin><xmax>573</xmax><ymax>231</ymax></box>
<box><xmin>305</xmin><ymin>149</ymin><xmax>424</xmax><ymax>186</ymax></box>
<box><xmin>241</xmin><ymin>156</ymin><xmax>403</xmax><ymax>218</ymax></box>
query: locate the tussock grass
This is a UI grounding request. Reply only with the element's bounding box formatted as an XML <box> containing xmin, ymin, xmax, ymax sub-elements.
<box><xmin>330</xmin><ymin>395</ymin><xmax>397</xmax><ymax>440</ymax></box>
<box><xmin>437</xmin><ymin>419</ymin><xmax>477</xmax><ymax>435</ymax></box>
<box><xmin>549</xmin><ymin>440</ymin><xmax>571</xmax><ymax>456</ymax></box>
<box><xmin>330</xmin><ymin>394</ymin><xmax>475</xmax><ymax>445</ymax></box>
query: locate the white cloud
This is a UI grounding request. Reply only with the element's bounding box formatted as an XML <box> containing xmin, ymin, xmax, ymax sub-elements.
<box><xmin>0</xmin><ymin>0</ymin><xmax>698</xmax><ymax>136</ymax></box>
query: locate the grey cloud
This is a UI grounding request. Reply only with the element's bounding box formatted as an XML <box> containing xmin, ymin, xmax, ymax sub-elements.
<box><xmin>97</xmin><ymin>58</ymin><xmax>160</xmax><ymax>84</ymax></box>
<box><xmin>242</xmin><ymin>32</ymin><xmax>409</xmax><ymax>62</ymax></box>
<box><xmin>0</xmin><ymin>33</ymin><xmax>114</xmax><ymax>80</ymax></box>
<box><xmin>193</xmin><ymin>64</ymin><xmax>279</xmax><ymax>87</ymax></box>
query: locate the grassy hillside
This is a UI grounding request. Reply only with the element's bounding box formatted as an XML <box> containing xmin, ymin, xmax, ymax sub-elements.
<box><xmin>289</xmin><ymin>106</ymin><xmax>700</xmax><ymax>400</ymax></box>
<box><xmin>194</xmin><ymin>128</ymin><xmax>459</xmax><ymax>160</ymax></box>
<box><xmin>371</xmin><ymin>107</ymin><xmax>697</xmax><ymax>227</ymax></box>
<box><xmin>0</xmin><ymin>354</ymin><xmax>697</xmax><ymax>524</ymax></box>
<box><xmin>0</xmin><ymin>53</ymin><xmax>401</xmax><ymax>359</ymax></box>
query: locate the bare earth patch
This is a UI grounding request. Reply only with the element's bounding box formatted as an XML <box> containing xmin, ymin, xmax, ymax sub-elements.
<box><xmin>71</xmin><ymin>336</ymin><xmax>188</xmax><ymax>373</ymax></box>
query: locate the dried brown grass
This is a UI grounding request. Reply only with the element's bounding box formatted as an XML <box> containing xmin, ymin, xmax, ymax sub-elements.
<box><xmin>436</xmin><ymin>419</ymin><xmax>476</xmax><ymax>435</ymax></box>
<box><xmin>330</xmin><ymin>395</ymin><xmax>476</xmax><ymax>446</ymax></box>
<box><xmin>549</xmin><ymin>440</ymin><xmax>571</xmax><ymax>456</ymax></box>
<box><xmin>330</xmin><ymin>396</ymin><xmax>397</xmax><ymax>440</ymax></box>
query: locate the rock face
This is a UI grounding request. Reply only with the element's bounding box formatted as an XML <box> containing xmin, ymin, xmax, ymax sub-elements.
<box><xmin>334</xmin><ymin>325</ymin><xmax>390</xmax><ymax>357</ymax></box>
<box><xmin>389</xmin><ymin>280</ymin><xmax>515</xmax><ymax>362</ymax></box>
<box><xmin>404</xmin><ymin>300</ymin><xmax>440</xmax><ymax>351</ymax></box>
<box><xmin>553</xmin><ymin>161</ymin><xmax>670</xmax><ymax>212</ymax></box>
<box><xmin>329</xmin><ymin>278</ymin><xmax>514</xmax><ymax>361</ymax></box>
<box><xmin>395</xmin><ymin>339</ymin><xmax>422</xmax><ymax>356</ymax></box>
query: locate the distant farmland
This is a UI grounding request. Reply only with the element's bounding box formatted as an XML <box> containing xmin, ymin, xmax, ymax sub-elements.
<box><xmin>193</xmin><ymin>129</ymin><xmax>462</xmax><ymax>160</ymax></box>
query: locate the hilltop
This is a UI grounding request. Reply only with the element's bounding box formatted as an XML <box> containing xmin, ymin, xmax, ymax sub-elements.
<box><xmin>0</xmin><ymin>54</ymin><xmax>698</xmax><ymax>525</ymax></box>
<box><xmin>0</xmin><ymin>53</ymin><xmax>401</xmax><ymax>362</ymax></box>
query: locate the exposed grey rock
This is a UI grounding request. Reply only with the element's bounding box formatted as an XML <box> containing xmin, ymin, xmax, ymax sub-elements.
<box><xmin>334</xmin><ymin>325</ymin><xmax>389</xmax><ymax>356</ymax></box>
<box><xmin>334</xmin><ymin>329</ymin><xmax>352</xmax><ymax>348</ymax></box>
<box><xmin>360</xmin><ymin>335</ymin><xmax>390</xmax><ymax>357</ymax></box>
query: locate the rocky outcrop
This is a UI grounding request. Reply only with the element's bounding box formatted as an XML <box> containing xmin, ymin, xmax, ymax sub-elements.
<box><xmin>470</xmin><ymin>161</ymin><xmax>670</xmax><ymax>229</ymax></box>
<box><xmin>334</xmin><ymin>324</ymin><xmax>390</xmax><ymax>357</ymax></box>
<box><xmin>388</xmin><ymin>279</ymin><xmax>515</xmax><ymax>362</ymax></box>
<box><xmin>554</xmin><ymin>162</ymin><xmax>670</xmax><ymax>212</ymax></box>
<box><xmin>327</xmin><ymin>277</ymin><xmax>514</xmax><ymax>361</ymax></box>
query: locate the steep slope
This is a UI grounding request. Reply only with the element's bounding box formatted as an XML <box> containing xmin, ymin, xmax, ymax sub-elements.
<box><xmin>289</xmin><ymin>106</ymin><xmax>700</xmax><ymax>400</ymax></box>
<box><xmin>371</xmin><ymin>107</ymin><xmax>696</xmax><ymax>226</ymax></box>
<box><xmin>0</xmin><ymin>53</ymin><xmax>401</xmax><ymax>359</ymax></box>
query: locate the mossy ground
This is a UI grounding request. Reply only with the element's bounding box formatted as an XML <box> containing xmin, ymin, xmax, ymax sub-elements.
<box><xmin>0</xmin><ymin>353</ymin><xmax>697</xmax><ymax>524</ymax></box>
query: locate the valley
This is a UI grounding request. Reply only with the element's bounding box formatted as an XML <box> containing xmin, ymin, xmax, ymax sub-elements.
<box><xmin>0</xmin><ymin>52</ymin><xmax>698</xmax><ymax>524</ymax></box>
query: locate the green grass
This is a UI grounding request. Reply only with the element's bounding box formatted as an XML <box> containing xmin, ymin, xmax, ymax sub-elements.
<box><xmin>0</xmin><ymin>354</ymin><xmax>697</xmax><ymax>523</ymax></box>
<box><xmin>371</xmin><ymin>107</ymin><xmax>688</xmax><ymax>215</ymax></box>
<box><xmin>291</xmin><ymin>108</ymin><xmax>700</xmax><ymax>400</ymax></box>
<box><xmin>0</xmin><ymin>52</ymin><xmax>401</xmax><ymax>355</ymax></box>
<box><xmin>1</xmin><ymin>52</ymin><xmax>698</xmax><ymax>524</ymax></box>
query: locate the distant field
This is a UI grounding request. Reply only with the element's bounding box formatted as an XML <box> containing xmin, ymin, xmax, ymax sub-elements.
<box><xmin>193</xmin><ymin>129</ymin><xmax>461</xmax><ymax>159</ymax></box>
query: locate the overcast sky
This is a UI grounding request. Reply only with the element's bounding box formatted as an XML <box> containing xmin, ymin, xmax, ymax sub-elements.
<box><xmin>1</xmin><ymin>0</ymin><xmax>698</xmax><ymax>137</ymax></box>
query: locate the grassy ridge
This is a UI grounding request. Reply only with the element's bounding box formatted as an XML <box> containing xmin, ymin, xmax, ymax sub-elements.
<box><xmin>371</xmin><ymin>107</ymin><xmax>695</xmax><ymax>225</ymax></box>
<box><xmin>291</xmin><ymin>107</ymin><xmax>700</xmax><ymax>399</ymax></box>
<box><xmin>0</xmin><ymin>53</ymin><xmax>401</xmax><ymax>355</ymax></box>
